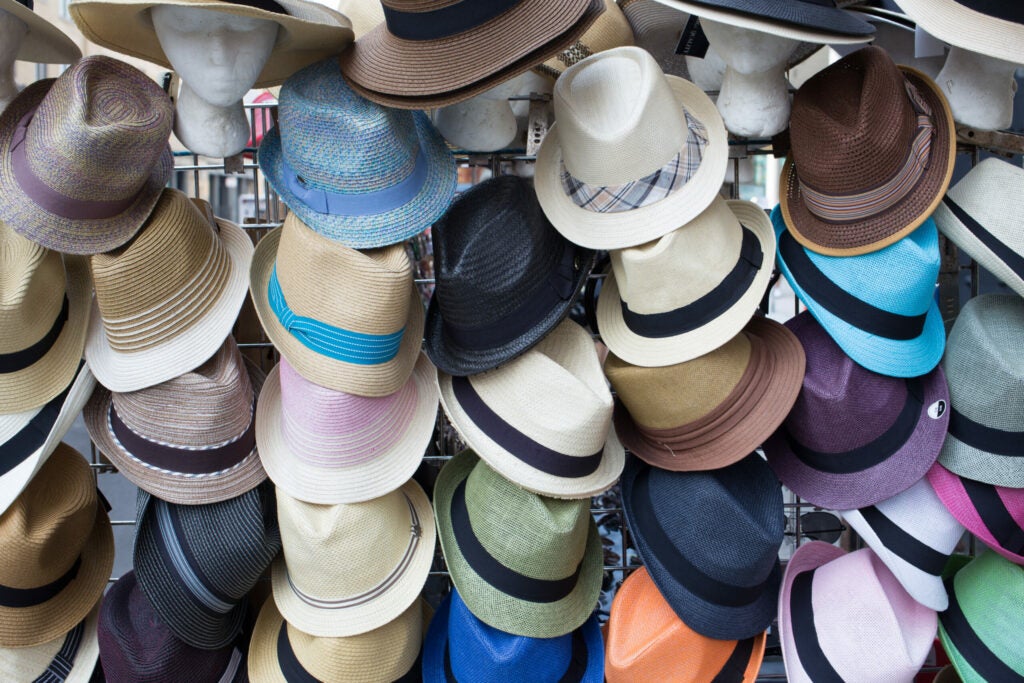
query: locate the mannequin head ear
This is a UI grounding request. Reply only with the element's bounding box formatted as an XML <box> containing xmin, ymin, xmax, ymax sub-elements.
<box><xmin>0</xmin><ymin>8</ymin><xmax>29</xmax><ymax>72</ymax></box>
<box><xmin>151</xmin><ymin>5</ymin><xmax>279</xmax><ymax>107</ymax></box>
<box><xmin>700</xmin><ymin>18</ymin><xmax>799</xmax><ymax>74</ymax></box>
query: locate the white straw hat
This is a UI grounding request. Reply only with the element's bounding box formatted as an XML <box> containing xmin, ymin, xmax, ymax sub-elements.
<box><xmin>891</xmin><ymin>0</ymin><xmax>1024</xmax><ymax>66</ymax></box>
<box><xmin>0</xmin><ymin>0</ymin><xmax>81</xmax><ymax>63</ymax></box>
<box><xmin>0</xmin><ymin>601</ymin><xmax>100</xmax><ymax>683</ymax></box>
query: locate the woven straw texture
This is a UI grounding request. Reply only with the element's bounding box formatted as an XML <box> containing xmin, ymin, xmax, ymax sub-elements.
<box><xmin>1</xmin><ymin>0</ymin><xmax>81</xmax><ymax>63</ymax></box>
<box><xmin>938</xmin><ymin>294</ymin><xmax>1024</xmax><ymax>487</ymax></box>
<box><xmin>70</xmin><ymin>0</ymin><xmax>353</xmax><ymax>88</ymax></box>
<box><xmin>433</xmin><ymin>451</ymin><xmax>604</xmax><ymax>639</ymax></box>
<box><xmin>258</xmin><ymin>58</ymin><xmax>456</xmax><ymax>248</ymax></box>
<box><xmin>0</xmin><ymin>57</ymin><xmax>173</xmax><ymax>255</ymax></box>
<box><xmin>0</xmin><ymin>601</ymin><xmax>99</xmax><ymax>683</ymax></box>
<box><xmin>336</xmin><ymin>0</ymin><xmax>384</xmax><ymax>38</ymax></box>
<box><xmin>535</xmin><ymin>0</ymin><xmax>635</xmax><ymax>78</ymax></box>
<box><xmin>0</xmin><ymin>444</ymin><xmax>113</xmax><ymax>648</ymax></box>
<box><xmin>620</xmin><ymin>0</ymin><xmax>692</xmax><ymax>78</ymax></box>
<box><xmin>894</xmin><ymin>0</ymin><xmax>1024</xmax><ymax>66</ymax></box>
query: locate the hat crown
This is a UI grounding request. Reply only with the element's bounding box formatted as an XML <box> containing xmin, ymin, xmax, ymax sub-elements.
<box><xmin>948</xmin><ymin>551</ymin><xmax>1024</xmax><ymax>664</ymax></box>
<box><xmin>945</xmin><ymin>158</ymin><xmax>1024</xmax><ymax>251</ymax></box>
<box><xmin>555</xmin><ymin>46</ymin><xmax>688</xmax><ymax>186</ymax></box>
<box><xmin>24</xmin><ymin>56</ymin><xmax>172</xmax><ymax>203</ymax></box>
<box><xmin>0</xmin><ymin>221</ymin><xmax>66</xmax><ymax>354</ymax></box>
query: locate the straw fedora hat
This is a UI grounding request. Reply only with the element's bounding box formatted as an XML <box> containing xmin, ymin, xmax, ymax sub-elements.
<box><xmin>249</xmin><ymin>214</ymin><xmax>424</xmax><ymax>397</ymax></box>
<box><xmin>85</xmin><ymin>336</ymin><xmax>266</xmax><ymax>506</ymax></box>
<box><xmin>0</xmin><ymin>601</ymin><xmax>99</xmax><ymax>683</ymax></box>
<box><xmin>336</xmin><ymin>0</ymin><xmax>382</xmax><ymax>39</ymax></box>
<box><xmin>534</xmin><ymin>0</ymin><xmax>634</xmax><ymax>78</ymax></box>
<box><xmin>0</xmin><ymin>444</ymin><xmax>113</xmax><ymax>648</ymax></box>
<box><xmin>597</xmin><ymin>196</ymin><xmax>775</xmax><ymax>367</ymax></box>
<box><xmin>272</xmin><ymin>479</ymin><xmax>435</xmax><ymax>638</ymax></box>
<box><xmin>438</xmin><ymin>319</ymin><xmax>624</xmax><ymax>500</ymax></box>
<box><xmin>0</xmin><ymin>56</ymin><xmax>173</xmax><ymax>255</ymax></box>
<box><xmin>257</xmin><ymin>57</ymin><xmax>456</xmax><ymax>249</ymax></box>
<box><xmin>256</xmin><ymin>352</ymin><xmax>438</xmax><ymax>505</ymax></box>
<box><xmin>779</xmin><ymin>543</ymin><xmax>938</xmax><ymax>683</ymax></box>
<box><xmin>606</xmin><ymin>315</ymin><xmax>805</xmax><ymax>472</ymax></box>
<box><xmin>934</xmin><ymin>158</ymin><xmax>1024</xmax><ymax>300</ymax></box>
<box><xmin>605</xmin><ymin>566</ymin><xmax>766</xmax><ymax>683</ymax></box>
<box><xmin>85</xmin><ymin>189</ymin><xmax>253</xmax><ymax>393</ymax></box>
<box><xmin>1</xmin><ymin>0</ymin><xmax>81</xmax><ymax>63</ymax></box>
<box><xmin>69</xmin><ymin>0</ymin><xmax>353</xmax><ymax>88</ymax></box>
<box><xmin>434</xmin><ymin>450</ymin><xmax>604</xmax><ymax>639</ymax></box>
<box><xmin>780</xmin><ymin>46</ymin><xmax>956</xmax><ymax>257</ymax></box>
<box><xmin>535</xmin><ymin>46</ymin><xmax>727</xmax><ymax>250</ymax></box>
<box><xmin>893</xmin><ymin>0</ymin><xmax>1024</xmax><ymax>66</ymax></box>
<box><xmin>425</xmin><ymin>176</ymin><xmax>597</xmax><ymax>376</ymax></box>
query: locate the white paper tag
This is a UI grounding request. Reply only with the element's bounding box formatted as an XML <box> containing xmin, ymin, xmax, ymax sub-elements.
<box><xmin>914</xmin><ymin>25</ymin><xmax>946</xmax><ymax>59</ymax></box>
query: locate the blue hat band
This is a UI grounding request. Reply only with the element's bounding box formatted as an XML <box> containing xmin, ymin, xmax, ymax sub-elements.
<box><xmin>444</xmin><ymin>628</ymin><xmax>588</xmax><ymax>682</ymax></box>
<box><xmin>383</xmin><ymin>0</ymin><xmax>521</xmax><ymax>41</ymax></box>
<box><xmin>940</xmin><ymin>577</ymin><xmax>1024</xmax><ymax>683</ymax></box>
<box><xmin>152</xmin><ymin>500</ymin><xmax>235</xmax><ymax>616</ymax></box>
<box><xmin>33</xmin><ymin>616</ymin><xmax>86</xmax><ymax>683</ymax></box>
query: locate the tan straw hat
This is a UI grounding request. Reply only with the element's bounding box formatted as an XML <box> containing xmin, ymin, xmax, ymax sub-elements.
<box><xmin>0</xmin><ymin>443</ymin><xmax>113</xmax><ymax>648</ymax></box>
<box><xmin>249</xmin><ymin>213</ymin><xmax>424</xmax><ymax>397</ymax></box>
<box><xmin>534</xmin><ymin>0</ymin><xmax>634</xmax><ymax>78</ymax></box>
<box><xmin>271</xmin><ymin>479</ymin><xmax>435</xmax><ymax>638</ymax></box>
<box><xmin>596</xmin><ymin>196</ymin><xmax>776</xmax><ymax>367</ymax></box>
<box><xmin>535</xmin><ymin>45</ymin><xmax>727</xmax><ymax>250</ymax></box>
<box><xmin>0</xmin><ymin>602</ymin><xmax>100</xmax><ymax>683</ymax></box>
<box><xmin>69</xmin><ymin>0</ymin><xmax>354</xmax><ymax>88</ymax></box>
<box><xmin>85</xmin><ymin>189</ymin><xmax>253</xmax><ymax>393</ymax></box>
<box><xmin>0</xmin><ymin>0</ymin><xmax>82</xmax><ymax>63</ymax></box>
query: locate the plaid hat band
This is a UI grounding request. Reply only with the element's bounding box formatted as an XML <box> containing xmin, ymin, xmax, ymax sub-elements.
<box><xmin>382</xmin><ymin>0</ymin><xmax>522</xmax><ymax>41</ymax></box>
<box><xmin>0</xmin><ymin>296</ymin><xmax>67</xmax><ymax>374</ymax></box>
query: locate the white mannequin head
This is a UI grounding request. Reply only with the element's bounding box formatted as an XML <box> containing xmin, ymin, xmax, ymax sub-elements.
<box><xmin>685</xmin><ymin>45</ymin><xmax>727</xmax><ymax>93</ymax></box>
<box><xmin>937</xmin><ymin>46</ymin><xmax>1019</xmax><ymax>131</ymax></box>
<box><xmin>434</xmin><ymin>74</ymin><xmax>522</xmax><ymax>152</ymax></box>
<box><xmin>0</xmin><ymin>8</ymin><xmax>29</xmax><ymax>111</ymax></box>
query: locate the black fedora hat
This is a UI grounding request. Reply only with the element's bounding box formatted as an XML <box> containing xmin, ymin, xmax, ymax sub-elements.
<box><xmin>425</xmin><ymin>175</ymin><xmax>596</xmax><ymax>376</ymax></box>
<box><xmin>620</xmin><ymin>453</ymin><xmax>784</xmax><ymax>641</ymax></box>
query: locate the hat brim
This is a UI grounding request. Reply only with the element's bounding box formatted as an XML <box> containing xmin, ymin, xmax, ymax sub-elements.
<box><xmin>434</xmin><ymin>451</ymin><xmax>604</xmax><ymax>639</ymax></box>
<box><xmin>0</xmin><ymin>0</ymin><xmax>82</xmax><ymax>63</ymax></box>
<box><xmin>249</xmin><ymin>227</ymin><xmax>425</xmax><ymax>397</ymax></box>
<box><xmin>613</xmin><ymin>316</ymin><xmax>805</xmax><ymax>471</ymax></box>
<box><xmin>596</xmin><ymin>200</ymin><xmax>776</xmax><ymax>366</ymax></box>
<box><xmin>535</xmin><ymin>75</ymin><xmax>729</xmax><ymax>250</ymax></box>
<box><xmin>650</xmin><ymin>0</ymin><xmax>874</xmax><ymax>42</ymax></box>
<box><xmin>83</xmin><ymin>357</ymin><xmax>268</xmax><ymax>506</ymax></box>
<box><xmin>0</xmin><ymin>600</ymin><xmax>100</xmax><ymax>683</ymax></box>
<box><xmin>256</xmin><ymin>352</ymin><xmax>438</xmax><ymax>505</ymax></box>
<box><xmin>258</xmin><ymin>111</ymin><xmax>456</xmax><ymax>249</ymax></box>
<box><xmin>0</xmin><ymin>79</ymin><xmax>172</xmax><ymax>256</ymax></box>
<box><xmin>779</xmin><ymin>67</ymin><xmax>957</xmax><ymax>257</ymax></box>
<box><xmin>69</xmin><ymin>0</ymin><xmax>353</xmax><ymax>88</ymax></box>
<box><xmin>892</xmin><ymin>0</ymin><xmax>1024</xmax><ymax>65</ymax></box>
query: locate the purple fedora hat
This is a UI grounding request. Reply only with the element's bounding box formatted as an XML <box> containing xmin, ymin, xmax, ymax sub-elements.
<box><xmin>763</xmin><ymin>311</ymin><xmax>949</xmax><ymax>510</ymax></box>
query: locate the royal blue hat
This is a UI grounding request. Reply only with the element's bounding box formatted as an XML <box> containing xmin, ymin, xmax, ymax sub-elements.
<box><xmin>422</xmin><ymin>588</ymin><xmax>604</xmax><ymax>683</ymax></box>
<box><xmin>771</xmin><ymin>204</ymin><xmax>944</xmax><ymax>378</ymax></box>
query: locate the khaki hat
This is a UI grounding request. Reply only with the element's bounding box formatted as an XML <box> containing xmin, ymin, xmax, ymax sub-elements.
<box><xmin>535</xmin><ymin>0</ymin><xmax>634</xmax><ymax>78</ymax></box>
<box><xmin>0</xmin><ymin>602</ymin><xmax>100</xmax><ymax>683</ymax></box>
<box><xmin>0</xmin><ymin>0</ymin><xmax>81</xmax><ymax>64</ymax></box>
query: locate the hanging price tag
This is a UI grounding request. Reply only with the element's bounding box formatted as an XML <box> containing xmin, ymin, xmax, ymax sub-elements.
<box><xmin>675</xmin><ymin>15</ymin><xmax>710</xmax><ymax>58</ymax></box>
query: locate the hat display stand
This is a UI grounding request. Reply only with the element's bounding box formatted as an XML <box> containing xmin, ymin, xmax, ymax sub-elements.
<box><xmin>935</xmin><ymin>46</ymin><xmax>1020</xmax><ymax>132</ymax></box>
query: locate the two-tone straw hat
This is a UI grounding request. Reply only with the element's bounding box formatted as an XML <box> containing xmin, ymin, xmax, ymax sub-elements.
<box><xmin>892</xmin><ymin>0</ymin><xmax>1024</xmax><ymax>66</ymax></box>
<box><xmin>0</xmin><ymin>0</ymin><xmax>81</xmax><ymax>63</ymax></box>
<box><xmin>0</xmin><ymin>602</ymin><xmax>100</xmax><ymax>683</ymax></box>
<box><xmin>0</xmin><ymin>56</ymin><xmax>172</xmax><ymax>255</ymax></box>
<box><xmin>534</xmin><ymin>0</ymin><xmax>634</xmax><ymax>78</ymax></box>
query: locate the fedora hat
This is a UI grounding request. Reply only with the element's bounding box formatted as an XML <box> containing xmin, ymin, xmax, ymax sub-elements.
<box><xmin>937</xmin><ymin>294</ymin><xmax>1024</xmax><ymax>487</ymax></box>
<box><xmin>256</xmin><ymin>352</ymin><xmax>438</xmax><ymax>505</ymax></box>
<box><xmin>425</xmin><ymin>175</ymin><xmax>597</xmax><ymax>376</ymax></box>
<box><xmin>85</xmin><ymin>336</ymin><xmax>266</xmax><ymax>506</ymax></box>
<box><xmin>98</xmin><ymin>571</ymin><xmax>247</xmax><ymax>683</ymax></box>
<box><xmin>763</xmin><ymin>312</ymin><xmax>949</xmax><ymax>510</ymax></box>
<box><xmin>606</xmin><ymin>315</ymin><xmax>804</xmax><ymax>472</ymax></box>
<box><xmin>0</xmin><ymin>444</ymin><xmax>113</xmax><ymax>648</ymax></box>
<box><xmin>621</xmin><ymin>453</ymin><xmax>783</xmax><ymax>641</ymax></box>
<box><xmin>892</xmin><ymin>0</ymin><xmax>1024</xmax><ymax>66</ymax></box>
<box><xmin>597</xmin><ymin>196</ymin><xmax>776</xmax><ymax>367</ymax></box>
<box><xmin>535</xmin><ymin>0</ymin><xmax>634</xmax><ymax>78</ymax></box>
<box><xmin>838</xmin><ymin>477</ymin><xmax>965</xmax><ymax>611</ymax></box>
<box><xmin>780</xmin><ymin>46</ymin><xmax>955</xmax><ymax>257</ymax></box>
<box><xmin>258</xmin><ymin>57</ymin><xmax>456</xmax><ymax>249</ymax></box>
<box><xmin>337</xmin><ymin>0</ymin><xmax>603</xmax><ymax>109</ymax></box>
<box><xmin>935</xmin><ymin>158</ymin><xmax>1024</xmax><ymax>300</ymax></box>
<box><xmin>434</xmin><ymin>450</ymin><xmax>603</xmax><ymax>638</ymax></box>
<box><xmin>249</xmin><ymin>595</ymin><xmax>427</xmax><ymax>683</ymax></box>
<box><xmin>772</xmin><ymin>206</ymin><xmax>945</xmax><ymax>378</ymax></box>
<box><xmin>779</xmin><ymin>543</ymin><xmax>938</xmax><ymax>683</ymax></box>
<box><xmin>619</xmin><ymin>0</ymin><xmax>691</xmax><ymax>78</ymax></box>
<box><xmin>336</xmin><ymin>0</ymin><xmax>382</xmax><ymax>38</ymax></box>
<box><xmin>272</xmin><ymin>480</ymin><xmax>435</xmax><ymax>638</ymax></box>
<box><xmin>70</xmin><ymin>0</ymin><xmax>353</xmax><ymax>88</ymax></box>
<box><xmin>0</xmin><ymin>56</ymin><xmax>172</xmax><ymax>255</ymax></box>
<box><xmin>249</xmin><ymin>214</ymin><xmax>424</xmax><ymax>397</ymax></box>
<box><xmin>605</xmin><ymin>566</ymin><xmax>766</xmax><ymax>683</ymax></box>
<box><xmin>1</xmin><ymin>0</ymin><xmax>81</xmax><ymax>63</ymax></box>
<box><xmin>535</xmin><ymin>46</ymin><xmax>727</xmax><ymax>250</ymax></box>
<box><xmin>0</xmin><ymin>603</ymin><xmax>100</xmax><ymax>683</ymax></box>
<box><xmin>422</xmin><ymin>588</ymin><xmax>604</xmax><ymax>683</ymax></box>
<box><xmin>438</xmin><ymin>319</ymin><xmax>624</xmax><ymax>499</ymax></box>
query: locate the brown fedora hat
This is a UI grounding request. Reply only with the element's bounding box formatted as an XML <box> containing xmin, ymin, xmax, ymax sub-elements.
<box><xmin>780</xmin><ymin>45</ymin><xmax>955</xmax><ymax>256</ymax></box>
<box><xmin>606</xmin><ymin>316</ymin><xmax>805</xmax><ymax>472</ymax></box>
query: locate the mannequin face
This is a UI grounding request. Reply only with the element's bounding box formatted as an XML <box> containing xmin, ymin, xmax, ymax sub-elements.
<box><xmin>700</xmin><ymin>19</ymin><xmax>799</xmax><ymax>74</ymax></box>
<box><xmin>0</xmin><ymin>9</ymin><xmax>29</xmax><ymax>73</ymax></box>
<box><xmin>152</xmin><ymin>5</ymin><xmax>279</xmax><ymax>107</ymax></box>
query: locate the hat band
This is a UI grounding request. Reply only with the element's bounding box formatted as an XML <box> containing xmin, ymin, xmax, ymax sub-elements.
<box><xmin>0</xmin><ymin>295</ymin><xmax>68</xmax><ymax>374</ymax></box>
<box><xmin>949</xmin><ymin>407</ymin><xmax>1024</xmax><ymax>458</ymax></box>
<box><xmin>958</xmin><ymin>0</ymin><xmax>1024</xmax><ymax>22</ymax></box>
<box><xmin>383</xmin><ymin>0</ymin><xmax>521</xmax><ymax>41</ymax></box>
<box><xmin>442</xmin><ymin>627</ymin><xmax>588</xmax><ymax>683</ymax></box>
<box><xmin>620</xmin><ymin>225</ymin><xmax>763</xmax><ymax>339</ymax></box>
<box><xmin>942</xmin><ymin>196</ymin><xmax>1024</xmax><ymax>282</ymax></box>
<box><xmin>31</xmin><ymin>615</ymin><xmax>85</xmax><ymax>683</ymax></box>
<box><xmin>223</xmin><ymin>0</ymin><xmax>286</xmax><ymax>15</ymax></box>
<box><xmin>0</xmin><ymin>362</ymin><xmax>77</xmax><ymax>477</ymax></box>
<box><xmin>10</xmin><ymin>109</ymin><xmax>146</xmax><ymax>220</ymax></box>
<box><xmin>451</xmin><ymin>375</ymin><xmax>603</xmax><ymax>478</ymax></box>
<box><xmin>280</xmin><ymin>146</ymin><xmax>428</xmax><ymax>217</ymax></box>
<box><xmin>276</xmin><ymin>622</ymin><xmax>318</xmax><ymax>683</ymax></box>
<box><xmin>0</xmin><ymin>556</ymin><xmax>81</xmax><ymax>608</ymax></box>
<box><xmin>778</xmin><ymin>230</ymin><xmax>927</xmax><ymax>340</ymax></box>
<box><xmin>789</xmin><ymin>570</ymin><xmax>844</xmax><ymax>683</ymax></box>
<box><xmin>940</xmin><ymin>577</ymin><xmax>1024</xmax><ymax>683</ymax></box>
<box><xmin>960</xmin><ymin>477</ymin><xmax>1024</xmax><ymax>556</ymax></box>
<box><xmin>216</xmin><ymin>647</ymin><xmax>243</xmax><ymax>683</ymax></box>
<box><xmin>451</xmin><ymin>479</ymin><xmax>581</xmax><ymax>603</ymax></box>
<box><xmin>269</xmin><ymin>266</ymin><xmax>405</xmax><ymax>365</ymax></box>
<box><xmin>715</xmin><ymin>636</ymin><xmax>757</xmax><ymax>682</ymax></box>
<box><xmin>858</xmin><ymin>505</ymin><xmax>948</xmax><ymax>576</ymax></box>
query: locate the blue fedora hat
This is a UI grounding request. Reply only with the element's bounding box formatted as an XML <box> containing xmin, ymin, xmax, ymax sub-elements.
<box><xmin>422</xmin><ymin>588</ymin><xmax>604</xmax><ymax>683</ymax></box>
<box><xmin>771</xmin><ymin>204</ymin><xmax>944</xmax><ymax>378</ymax></box>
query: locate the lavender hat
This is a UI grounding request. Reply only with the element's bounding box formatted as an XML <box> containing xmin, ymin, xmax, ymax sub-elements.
<box><xmin>763</xmin><ymin>312</ymin><xmax>949</xmax><ymax>510</ymax></box>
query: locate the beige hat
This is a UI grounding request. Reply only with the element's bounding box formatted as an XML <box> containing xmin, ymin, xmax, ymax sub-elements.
<box><xmin>535</xmin><ymin>0</ymin><xmax>635</xmax><ymax>78</ymax></box>
<box><xmin>0</xmin><ymin>602</ymin><xmax>100</xmax><ymax>683</ymax></box>
<box><xmin>535</xmin><ymin>46</ymin><xmax>727</xmax><ymax>250</ymax></box>
<box><xmin>596</xmin><ymin>196</ymin><xmax>775</xmax><ymax>367</ymax></box>
<box><xmin>85</xmin><ymin>189</ymin><xmax>253</xmax><ymax>393</ymax></box>
<box><xmin>336</xmin><ymin>0</ymin><xmax>382</xmax><ymax>38</ymax></box>
<box><xmin>271</xmin><ymin>479</ymin><xmax>435</xmax><ymax>638</ymax></box>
